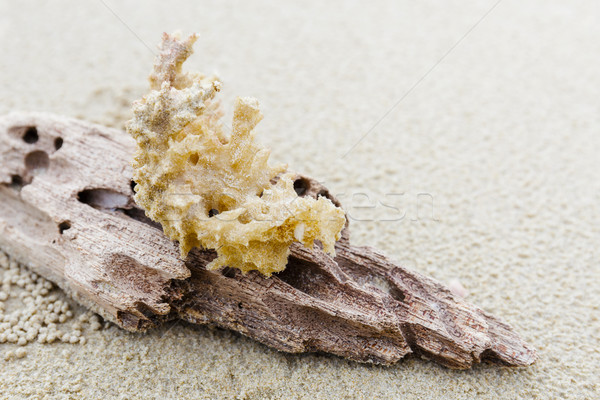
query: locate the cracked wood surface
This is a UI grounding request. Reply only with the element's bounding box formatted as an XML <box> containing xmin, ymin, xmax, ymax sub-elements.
<box><xmin>0</xmin><ymin>112</ymin><xmax>536</xmax><ymax>369</ymax></box>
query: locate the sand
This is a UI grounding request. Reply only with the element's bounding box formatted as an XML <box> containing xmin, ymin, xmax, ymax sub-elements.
<box><xmin>1</xmin><ymin>1</ymin><xmax>599</xmax><ymax>399</ymax></box>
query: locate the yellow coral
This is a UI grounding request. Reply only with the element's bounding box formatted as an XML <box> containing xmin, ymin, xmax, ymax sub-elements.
<box><xmin>126</xmin><ymin>33</ymin><xmax>346</xmax><ymax>275</ymax></box>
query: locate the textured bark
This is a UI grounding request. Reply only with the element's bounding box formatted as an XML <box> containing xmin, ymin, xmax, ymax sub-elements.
<box><xmin>0</xmin><ymin>112</ymin><xmax>536</xmax><ymax>369</ymax></box>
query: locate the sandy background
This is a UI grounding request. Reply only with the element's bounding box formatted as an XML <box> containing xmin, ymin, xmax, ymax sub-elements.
<box><xmin>1</xmin><ymin>0</ymin><xmax>599</xmax><ymax>398</ymax></box>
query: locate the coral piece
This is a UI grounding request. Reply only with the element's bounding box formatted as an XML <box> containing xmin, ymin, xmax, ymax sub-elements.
<box><xmin>126</xmin><ymin>33</ymin><xmax>345</xmax><ymax>275</ymax></box>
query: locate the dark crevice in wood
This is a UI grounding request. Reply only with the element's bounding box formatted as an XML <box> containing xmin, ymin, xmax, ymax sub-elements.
<box><xmin>58</xmin><ymin>221</ymin><xmax>71</xmax><ymax>234</ymax></box>
<box><xmin>22</xmin><ymin>126</ymin><xmax>39</xmax><ymax>143</ymax></box>
<box><xmin>221</xmin><ymin>267</ymin><xmax>238</xmax><ymax>278</ymax></box>
<box><xmin>119</xmin><ymin>207</ymin><xmax>163</xmax><ymax>231</ymax></box>
<box><xmin>54</xmin><ymin>137</ymin><xmax>63</xmax><ymax>150</ymax></box>
<box><xmin>9</xmin><ymin>174</ymin><xmax>25</xmax><ymax>190</ymax></box>
<box><xmin>275</xmin><ymin>256</ymin><xmax>342</xmax><ymax>301</ymax></box>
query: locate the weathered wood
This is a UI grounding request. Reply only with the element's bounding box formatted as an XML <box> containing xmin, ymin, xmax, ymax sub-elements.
<box><xmin>0</xmin><ymin>112</ymin><xmax>536</xmax><ymax>368</ymax></box>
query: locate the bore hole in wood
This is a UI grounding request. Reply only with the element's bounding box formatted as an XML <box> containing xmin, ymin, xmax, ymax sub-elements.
<box><xmin>208</xmin><ymin>208</ymin><xmax>219</xmax><ymax>217</ymax></box>
<box><xmin>58</xmin><ymin>221</ymin><xmax>71</xmax><ymax>234</ymax></box>
<box><xmin>78</xmin><ymin>188</ymin><xmax>129</xmax><ymax>209</ymax></box>
<box><xmin>22</xmin><ymin>127</ymin><xmax>39</xmax><ymax>144</ymax></box>
<box><xmin>10</xmin><ymin>174</ymin><xmax>24</xmax><ymax>190</ymax></box>
<box><xmin>25</xmin><ymin>150</ymin><xmax>49</xmax><ymax>173</ymax></box>
<box><xmin>54</xmin><ymin>137</ymin><xmax>63</xmax><ymax>150</ymax></box>
<box><xmin>293</xmin><ymin>178</ymin><xmax>309</xmax><ymax>196</ymax></box>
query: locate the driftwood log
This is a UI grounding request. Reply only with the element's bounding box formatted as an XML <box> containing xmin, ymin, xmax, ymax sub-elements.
<box><xmin>0</xmin><ymin>112</ymin><xmax>536</xmax><ymax>369</ymax></box>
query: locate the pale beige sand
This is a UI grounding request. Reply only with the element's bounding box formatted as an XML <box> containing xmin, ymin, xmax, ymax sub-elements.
<box><xmin>1</xmin><ymin>1</ymin><xmax>599</xmax><ymax>398</ymax></box>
